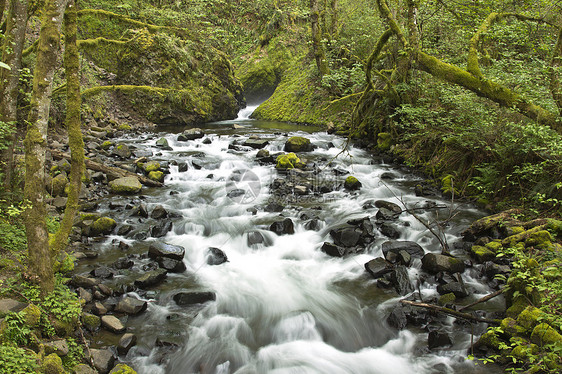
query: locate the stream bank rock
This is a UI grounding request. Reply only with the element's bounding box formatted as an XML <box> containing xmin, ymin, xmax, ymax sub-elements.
<box><xmin>284</xmin><ymin>136</ymin><xmax>313</xmax><ymax>152</ymax></box>
<box><xmin>108</xmin><ymin>177</ymin><xmax>142</xmax><ymax>194</ymax></box>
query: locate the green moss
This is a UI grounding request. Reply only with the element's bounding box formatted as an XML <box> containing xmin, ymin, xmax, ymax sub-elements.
<box><xmin>276</xmin><ymin>153</ymin><xmax>301</xmax><ymax>169</ymax></box>
<box><xmin>90</xmin><ymin>217</ymin><xmax>117</xmax><ymax>236</ymax></box>
<box><xmin>510</xmin><ymin>343</ymin><xmax>539</xmax><ymax>360</ymax></box>
<box><xmin>476</xmin><ymin>330</ymin><xmax>502</xmax><ymax>350</ymax></box>
<box><xmin>118</xmin><ymin>124</ymin><xmax>132</xmax><ymax>131</ymax></box>
<box><xmin>21</xmin><ymin>304</ymin><xmax>41</xmax><ymax>327</ymax></box>
<box><xmin>470</xmin><ymin>245</ymin><xmax>496</xmax><ymax>262</ymax></box>
<box><xmin>82</xmin><ymin>313</ymin><xmax>100</xmax><ymax>331</ymax></box>
<box><xmin>516</xmin><ymin>306</ymin><xmax>544</xmax><ymax>332</ymax></box>
<box><xmin>344</xmin><ymin>176</ymin><xmax>362</xmax><ymax>190</ymax></box>
<box><xmin>500</xmin><ymin>317</ymin><xmax>524</xmax><ymax>337</ymax></box>
<box><xmin>546</xmin><ymin>219</ymin><xmax>562</xmax><ymax>236</ymax></box>
<box><xmin>285</xmin><ymin>136</ymin><xmax>312</xmax><ymax>152</ymax></box>
<box><xmin>53</xmin><ymin>252</ymin><xmax>75</xmax><ymax>274</ymax></box>
<box><xmin>101</xmin><ymin>140</ymin><xmax>113</xmax><ymax>150</ymax></box>
<box><xmin>109</xmin><ymin>363</ymin><xmax>138</xmax><ymax>374</ymax></box>
<box><xmin>438</xmin><ymin>292</ymin><xmax>456</xmax><ymax>306</ymax></box>
<box><xmin>525</xmin><ymin>230</ymin><xmax>554</xmax><ymax>250</ymax></box>
<box><xmin>377</xmin><ymin>132</ymin><xmax>392</xmax><ymax>151</ymax></box>
<box><xmin>139</xmin><ymin>161</ymin><xmax>161</xmax><ymax>173</ymax></box>
<box><xmin>485</xmin><ymin>240</ymin><xmax>502</xmax><ymax>253</ymax></box>
<box><xmin>148</xmin><ymin>171</ymin><xmax>165</xmax><ymax>182</ymax></box>
<box><xmin>506</xmin><ymin>295</ymin><xmax>531</xmax><ymax>319</ymax></box>
<box><xmin>108</xmin><ymin>177</ymin><xmax>142</xmax><ymax>194</ymax></box>
<box><xmin>530</xmin><ymin>323</ymin><xmax>562</xmax><ymax>346</ymax></box>
<box><xmin>42</xmin><ymin>353</ymin><xmax>65</xmax><ymax>374</ymax></box>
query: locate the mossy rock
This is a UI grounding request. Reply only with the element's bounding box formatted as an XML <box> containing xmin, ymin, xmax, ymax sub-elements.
<box><xmin>284</xmin><ymin>136</ymin><xmax>312</xmax><ymax>152</ymax></box>
<box><xmin>109</xmin><ymin>363</ymin><xmax>138</xmax><ymax>374</ymax></box>
<box><xmin>276</xmin><ymin>153</ymin><xmax>300</xmax><ymax>170</ymax></box>
<box><xmin>42</xmin><ymin>353</ymin><xmax>65</xmax><ymax>374</ymax></box>
<box><xmin>22</xmin><ymin>304</ymin><xmax>41</xmax><ymax>327</ymax></box>
<box><xmin>52</xmin><ymin>318</ymin><xmax>75</xmax><ymax>337</ymax></box>
<box><xmin>470</xmin><ymin>245</ymin><xmax>496</xmax><ymax>263</ymax></box>
<box><xmin>506</xmin><ymin>294</ymin><xmax>532</xmax><ymax>319</ymax></box>
<box><xmin>525</xmin><ymin>230</ymin><xmax>554</xmax><ymax>250</ymax></box>
<box><xmin>118</xmin><ymin>124</ymin><xmax>132</xmax><ymax>131</ymax></box>
<box><xmin>485</xmin><ymin>240</ymin><xmax>502</xmax><ymax>253</ymax></box>
<box><xmin>438</xmin><ymin>292</ymin><xmax>456</xmax><ymax>306</ymax></box>
<box><xmin>377</xmin><ymin>132</ymin><xmax>392</xmax><ymax>151</ymax></box>
<box><xmin>82</xmin><ymin>313</ymin><xmax>101</xmax><ymax>332</ymax></box>
<box><xmin>516</xmin><ymin>306</ymin><xmax>544</xmax><ymax>332</ymax></box>
<box><xmin>510</xmin><ymin>342</ymin><xmax>539</xmax><ymax>360</ymax></box>
<box><xmin>475</xmin><ymin>330</ymin><xmax>502</xmax><ymax>350</ymax></box>
<box><xmin>138</xmin><ymin>161</ymin><xmax>161</xmax><ymax>173</ymax></box>
<box><xmin>148</xmin><ymin>171</ymin><xmax>165</xmax><ymax>182</ymax></box>
<box><xmin>344</xmin><ymin>176</ymin><xmax>362</xmax><ymax>191</ymax></box>
<box><xmin>90</xmin><ymin>217</ymin><xmax>117</xmax><ymax>236</ymax></box>
<box><xmin>101</xmin><ymin>140</ymin><xmax>113</xmax><ymax>150</ymax></box>
<box><xmin>530</xmin><ymin>323</ymin><xmax>562</xmax><ymax>346</ymax></box>
<box><xmin>500</xmin><ymin>317</ymin><xmax>524</xmax><ymax>337</ymax></box>
<box><xmin>49</xmin><ymin>174</ymin><xmax>69</xmax><ymax>197</ymax></box>
<box><xmin>53</xmin><ymin>252</ymin><xmax>75</xmax><ymax>274</ymax></box>
<box><xmin>155</xmin><ymin>138</ymin><xmax>170</xmax><ymax>148</ymax></box>
<box><xmin>108</xmin><ymin>177</ymin><xmax>142</xmax><ymax>194</ymax></box>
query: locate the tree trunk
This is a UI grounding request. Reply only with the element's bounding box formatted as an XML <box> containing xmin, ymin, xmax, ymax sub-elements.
<box><xmin>550</xmin><ymin>25</ymin><xmax>562</xmax><ymax>113</ymax></box>
<box><xmin>24</xmin><ymin>0</ymin><xmax>68</xmax><ymax>295</ymax></box>
<box><xmin>0</xmin><ymin>0</ymin><xmax>6</xmax><ymax>22</ymax></box>
<box><xmin>50</xmin><ymin>0</ymin><xmax>83</xmax><ymax>256</ymax></box>
<box><xmin>310</xmin><ymin>0</ymin><xmax>329</xmax><ymax>77</ymax></box>
<box><xmin>0</xmin><ymin>0</ymin><xmax>29</xmax><ymax>191</ymax></box>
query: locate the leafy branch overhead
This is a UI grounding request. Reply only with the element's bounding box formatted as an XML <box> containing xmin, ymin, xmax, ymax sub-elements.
<box><xmin>356</xmin><ymin>0</ymin><xmax>562</xmax><ymax>134</ymax></box>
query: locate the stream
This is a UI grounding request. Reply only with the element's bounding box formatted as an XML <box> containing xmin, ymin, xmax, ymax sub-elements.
<box><xmin>76</xmin><ymin>107</ymin><xmax>504</xmax><ymax>374</ymax></box>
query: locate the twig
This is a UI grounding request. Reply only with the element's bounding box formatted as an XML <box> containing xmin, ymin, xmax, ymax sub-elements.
<box><xmin>458</xmin><ymin>288</ymin><xmax>505</xmax><ymax>312</ymax></box>
<box><xmin>400</xmin><ymin>300</ymin><xmax>500</xmax><ymax>325</ymax></box>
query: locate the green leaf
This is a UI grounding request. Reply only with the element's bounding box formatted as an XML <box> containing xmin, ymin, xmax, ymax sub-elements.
<box><xmin>0</xmin><ymin>62</ymin><xmax>11</xmax><ymax>70</ymax></box>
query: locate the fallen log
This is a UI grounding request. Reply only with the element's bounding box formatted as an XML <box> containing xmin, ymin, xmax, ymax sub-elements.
<box><xmin>400</xmin><ymin>300</ymin><xmax>500</xmax><ymax>325</ymax></box>
<box><xmin>51</xmin><ymin>150</ymin><xmax>163</xmax><ymax>187</ymax></box>
<box><xmin>458</xmin><ymin>288</ymin><xmax>505</xmax><ymax>312</ymax></box>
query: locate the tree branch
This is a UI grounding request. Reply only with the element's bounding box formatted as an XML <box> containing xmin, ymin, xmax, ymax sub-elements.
<box><xmin>400</xmin><ymin>300</ymin><xmax>501</xmax><ymax>325</ymax></box>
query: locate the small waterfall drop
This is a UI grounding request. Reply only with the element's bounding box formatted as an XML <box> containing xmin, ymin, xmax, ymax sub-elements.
<box><xmin>235</xmin><ymin>104</ymin><xmax>259</xmax><ymax>120</ymax></box>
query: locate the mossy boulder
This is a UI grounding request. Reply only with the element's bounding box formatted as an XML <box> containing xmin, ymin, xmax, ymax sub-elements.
<box><xmin>510</xmin><ymin>343</ymin><xmax>539</xmax><ymax>360</ymax></box>
<box><xmin>101</xmin><ymin>140</ymin><xmax>113</xmax><ymax>150</ymax></box>
<box><xmin>525</xmin><ymin>230</ymin><xmax>554</xmax><ymax>250</ymax></box>
<box><xmin>284</xmin><ymin>136</ymin><xmax>312</xmax><ymax>152</ymax></box>
<box><xmin>500</xmin><ymin>317</ymin><xmax>524</xmax><ymax>337</ymax></box>
<box><xmin>148</xmin><ymin>171</ymin><xmax>165</xmax><ymax>182</ymax></box>
<box><xmin>516</xmin><ymin>306</ymin><xmax>544</xmax><ymax>332</ymax></box>
<box><xmin>344</xmin><ymin>176</ymin><xmax>362</xmax><ymax>191</ymax></box>
<box><xmin>21</xmin><ymin>304</ymin><xmax>41</xmax><ymax>327</ymax></box>
<box><xmin>421</xmin><ymin>253</ymin><xmax>465</xmax><ymax>274</ymax></box>
<box><xmin>138</xmin><ymin>161</ymin><xmax>161</xmax><ymax>173</ymax></box>
<box><xmin>485</xmin><ymin>240</ymin><xmax>502</xmax><ymax>253</ymax></box>
<box><xmin>546</xmin><ymin>219</ymin><xmax>562</xmax><ymax>236</ymax></box>
<box><xmin>530</xmin><ymin>323</ymin><xmax>562</xmax><ymax>346</ymax></box>
<box><xmin>377</xmin><ymin>132</ymin><xmax>392</xmax><ymax>151</ymax></box>
<box><xmin>276</xmin><ymin>153</ymin><xmax>300</xmax><ymax>170</ymax></box>
<box><xmin>470</xmin><ymin>245</ymin><xmax>496</xmax><ymax>263</ymax></box>
<box><xmin>108</xmin><ymin>177</ymin><xmax>142</xmax><ymax>194</ymax></box>
<box><xmin>82</xmin><ymin>313</ymin><xmax>101</xmax><ymax>332</ymax></box>
<box><xmin>475</xmin><ymin>330</ymin><xmax>502</xmax><ymax>350</ymax></box>
<box><xmin>49</xmin><ymin>174</ymin><xmax>69</xmax><ymax>197</ymax></box>
<box><xmin>42</xmin><ymin>353</ymin><xmax>65</xmax><ymax>374</ymax></box>
<box><xmin>438</xmin><ymin>292</ymin><xmax>456</xmax><ymax>306</ymax></box>
<box><xmin>109</xmin><ymin>364</ymin><xmax>138</xmax><ymax>374</ymax></box>
<box><xmin>506</xmin><ymin>294</ymin><xmax>531</xmax><ymax>319</ymax></box>
<box><xmin>112</xmin><ymin>143</ymin><xmax>132</xmax><ymax>159</ymax></box>
<box><xmin>90</xmin><ymin>217</ymin><xmax>117</xmax><ymax>236</ymax></box>
<box><xmin>53</xmin><ymin>252</ymin><xmax>75</xmax><ymax>274</ymax></box>
<box><xmin>118</xmin><ymin>124</ymin><xmax>132</xmax><ymax>131</ymax></box>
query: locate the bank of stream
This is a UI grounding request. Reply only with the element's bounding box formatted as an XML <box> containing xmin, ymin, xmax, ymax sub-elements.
<box><xmin>72</xmin><ymin>110</ymin><xmax>505</xmax><ymax>374</ymax></box>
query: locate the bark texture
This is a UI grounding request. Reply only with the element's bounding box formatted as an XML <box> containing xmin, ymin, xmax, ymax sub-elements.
<box><xmin>24</xmin><ymin>0</ymin><xmax>69</xmax><ymax>294</ymax></box>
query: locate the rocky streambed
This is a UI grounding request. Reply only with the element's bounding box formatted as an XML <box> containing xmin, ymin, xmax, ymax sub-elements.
<box><xmin>42</xmin><ymin>118</ymin><xmax>532</xmax><ymax>374</ymax></box>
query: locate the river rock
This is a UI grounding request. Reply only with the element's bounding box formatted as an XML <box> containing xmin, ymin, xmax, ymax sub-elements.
<box><xmin>304</xmin><ymin>218</ymin><xmax>323</xmax><ymax>231</ymax></box>
<box><xmin>89</xmin><ymin>348</ymin><xmax>116</xmax><ymax>374</ymax></box>
<box><xmin>108</xmin><ymin>176</ymin><xmax>142</xmax><ymax>194</ymax></box>
<box><xmin>150</xmin><ymin>220</ymin><xmax>173</xmax><ymax>237</ymax></box>
<box><xmin>390</xmin><ymin>265</ymin><xmax>414</xmax><ymax>295</ymax></box>
<box><xmin>421</xmin><ymin>253</ymin><xmax>466</xmax><ymax>274</ymax></box>
<box><xmin>157</xmin><ymin>257</ymin><xmax>186</xmax><ymax>272</ymax></box>
<box><xmin>90</xmin><ymin>266</ymin><xmax>115</xmax><ymax>279</ymax></box>
<box><xmin>321</xmin><ymin>242</ymin><xmax>346</xmax><ymax>257</ymax></box>
<box><xmin>375</xmin><ymin>200</ymin><xmax>402</xmax><ymax>215</ymax></box>
<box><xmin>332</xmin><ymin>227</ymin><xmax>362</xmax><ymax>247</ymax></box>
<box><xmin>151</xmin><ymin>205</ymin><xmax>168</xmax><ymax>219</ymax></box>
<box><xmin>177</xmin><ymin>128</ymin><xmax>204</xmax><ymax>141</ymax></box>
<box><xmin>243</xmin><ymin>139</ymin><xmax>269</xmax><ymax>149</ymax></box>
<box><xmin>269</xmin><ymin>218</ymin><xmax>295</xmax><ymax>235</ymax></box>
<box><xmin>155</xmin><ymin>137</ymin><xmax>171</xmax><ymax>149</ymax></box>
<box><xmin>376</xmin><ymin>207</ymin><xmax>397</xmax><ymax>221</ymax></box>
<box><xmin>428</xmin><ymin>330</ymin><xmax>453</xmax><ymax>349</ymax></box>
<box><xmin>101</xmin><ymin>315</ymin><xmax>126</xmax><ymax>333</ymax></box>
<box><xmin>387</xmin><ymin>307</ymin><xmax>408</xmax><ymax>330</ymax></box>
<box><xmin>111</xmin><ymin>143</ymin><xmax>131</xmax><ymax>159</ymax></box>
<box><xmin>148</xmin><ymin>242</ymin><xmax>185</xmax><ymax>260</ymax></box>
<box><xmin>178</xmin><ymin>162</ymin><xmax>188</xmax><ymax>172</ymax></box>
<box><xmin>284</xmin><ymin>136</ymin><xmax>313</xmax><ymax>152</ymax></box>
<box><xmin>71</xmin><ymin>275</ymin><xmax>98</xmax><ymax>288</ymax></box>
<box><xmin>382</xmin><ymin>241</ymin><xmax>425</xmax><ymax>259</ymax></box>
<box><xmin>49</xmin><ymin>173</ymin><xmax>69</xmax><ymax>197</ymax></box>
<box><xmin>0</xmin><ymin>298</ymin><xmax>27</xmax><ymax>316</ymax></box>
<box><xmin>118</xmin><ymin>333</ymin><xmax>137</xmax><ymax>355</ymax></box>
<box><xmin>44</xmin><ymin>339</ymin><xmax>69</xmax><ymax>356</ymax></box>
<box><xmin>130</xmin><ymin>203</ymin><xmax>149</xmax><ymax>217</ymax></box>
<box><xmin>247</xmin><ymin>230</ymin><xmax>271</xmax><ymax>247</ymax></box>
<box><xmin>264</xmin><ymin>201</ymin><xmax>284</xmax><ymax>212</ymax></box>
<box><xmin>117</xmin><ymin>224</ymin><xmax>133</xmax><ymax>235</ymax></box>
<box><xmin>134</xmin><ymin>268</ymin><xmax>168</xmax><ymax>288</ymax></box>
<box><xmin>173</xmin><ymin>291</ymin><xmax>216</xmax><ymax>306</ymax></box>
<box><xmin>90</xmin><ymin>217</ymin><xmax>117</xmax><ymax>236</ymax></box>
<box><xmin>365</xmin><ymin>258</ymin><xmax>395</xmax><ymax>278</ymax></box>
<box><xmin>115</xmin><ymin>296</ymin><xmax>147</xmax><ymax>315</ymax></box>
<box><xmin>113</xmin><ymin>257</ymin><xmax>134</xmax><ymax>269</ymax></box>
<box><xmin>344</xmin><ymin>176</ymin><xmax>362</xmax><ymax>191</ymax></box>
<box><xmin>207</xmin><ymin>247</ymin><xmax>228</xmax><ymax>265</ymax></box>
<box><xmin>379</xmin><ymin>223</ymin><xmax>400</xmax><ymax>239</ymax></box>
<box><xmin>436</xmin><ymin>282</ymin><xmax>468</xmax><ymax>298</ymax></box>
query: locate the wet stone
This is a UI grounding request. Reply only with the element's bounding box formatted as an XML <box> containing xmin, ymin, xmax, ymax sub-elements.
<box><xmin>207</xmin><ymin>247</ymin><xmax>228</xmax><ymax>265</ymax></box>
<box><xmin>173</xmin><ymin>291</ymin><xmax>216</xmax><ymax>306</ymax></box>
<box><xmin>89</xmin><ymin>348</ymin><xmax>116</xmax><ymax>374</ymax></box>
<box><xmin>269</xmin><ymin>218</ymin><xmax>295</xmax><ymax>235</ymax></box>
<box><xmin>390</xmin><ymin>265</ymin><xmax>414</xmax><ymax>295</ymax></box>
<box><xmin>365</xmin><ymin>258</ymin><xmax>395</xmax><ymax>279</ymax></box>
<box><xmin>148</xmin><ymin>242</ymin><xmax>185</xmax><ymax>260</ymax></box>
<box><xmin>382</xmin><ymin>241</ymin><xmax>425</xmax><ymax>259</ymax></box>
<box><xmin>118</xmin><ymin>333</ymin><xmax>137</xmax><ymax>355</ymax></box>
<box><xmin>321</xmin><ymin>242</ymin><xmax>347</xmax><ymax>257</ymax></box>
<box><xmin>157</xmin><ymin>257</ymin><xmax>186</xmax><ymax>273</ymax></box>
<box><xmin>134</xmin><ymin>268</ymin><xmax>168</xmax><ymax>288</ymax></box>
<box><xmin>428</xmin><ymin>330</ymin><xmax>453</xmax><ymax>349</ymax></box>
<box><xmin>330</xmin><ymin>227</ymin><xmax>362</xmax><ymax>247</ymax></box>
<box><xmin>101</xmin><ymin>315</ymin><xmax>126</xmax><ymax>333</ymax></box>
<box><xmin>115</xmin><ymin>296</ymin><xmax>147</xmax><ymax>315</ymax></box>
<box><xmin>150</xmin><ymin>220</ymin><xmax>173</xmax><ymax>238</ymax></box>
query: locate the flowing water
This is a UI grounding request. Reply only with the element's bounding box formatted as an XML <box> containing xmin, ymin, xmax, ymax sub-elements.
<box><xmin>78</xmin><ymin>109</ymin><xmax>504</xmax><ymax>374</ymax></box>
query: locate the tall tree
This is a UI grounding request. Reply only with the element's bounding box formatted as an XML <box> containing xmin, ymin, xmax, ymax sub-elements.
<box><xmin>0</xmin><ymin>0</ymin><xmax>30</xmax><ymax>191</ymax></box>
<box><xmin>24</xmin><ymin>0</ymin><xmax>69</xmax><ymax>294</ymax></box>
<box><xmin>310</xmin><ymin>0</ymin><xmax>329</xmax><ymax>76</ymax></box>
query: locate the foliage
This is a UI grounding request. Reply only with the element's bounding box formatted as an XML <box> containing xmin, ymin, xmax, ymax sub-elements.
<box><xmin>62</xmin><ymin>337</ymin><xmax>84</xmax><ymax>371</ymax></box>
<box><xmin>0</xmin><ymin>344</ymin><xmax>38</xmax><ymax>374</ymax></box>
<box><xmin>2</xmin><ymin>312</ymin><xmax>32</xmax><ymax>345</ymax></box>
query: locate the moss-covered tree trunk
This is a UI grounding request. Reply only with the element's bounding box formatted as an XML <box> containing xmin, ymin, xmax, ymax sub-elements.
<box><xmin>550</xmin><ymin>25</ymin><xmax>562</xmax><ymax>114</ymax></box>
<box><xmin>310</xmin><ymin>0</ymin><xmax>329</xmax><ymax>77</ymax></box>
<box><xmin>24</xmin><ymin>0</ymin><xmax>68</xmax><ymax>295</ymax></box>
<box><xmin>50</xmin><ymin>0</ymin><xmax>84</xmax><ymax>256</ymax></box>
<box><xmin>0</xmin><ymin>0</ymin><xmax>6</xmax><ymax>22</ymax></box>
<box><xmin>0</xmin><ymin>0</ymin><xmax>29</xmax><ymax>191</ymax></box>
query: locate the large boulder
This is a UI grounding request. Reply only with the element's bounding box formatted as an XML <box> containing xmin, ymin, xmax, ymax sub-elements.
<box><xmin>269</xmin><ymin>218</ymin><xmax>295</xmax><ymax>235</ymax></box>
<box><xmin>344</xmin><ymin>176</ymin><xmax>362</xmax><ymax>191</ymax></box>
<box><xmin>421</xmin><ymin>253</ymin><xmax>465</xmax><ymax>274</ymax></box>
<box><xmin>284</xmin><ymin>136</ymin><xmax>312</xmax><ymax>152</ymax></box>
<box><xmin>382</xmin><ymin>241</ymin><xmax>425</xmax><ymax>259</ymax></box>
<box><xmin>90</xmin><ymin>217</ymin><xmax>117</xmax><ymax>236</ymax></box>
<box><xmin>177</xmin><ymin>128</ymin><xmax>204</xmax><ymax>141</ymax></box>
<box><xmin>115</xmin><ymin>297</ymin><xmax>147</xmax><ymax>315</ymax></box>
<box><xmin>207</xmin><ymin>247</ymin><xmax>228</xmax><ymax>265</ymax></box>
<box><xmin>173</xmin><ymin>291</ymin><xmax>216</xmax><ymax>306</ymax></box>
<box><xmin>134</xmin><ymin>268</ymin><xmax>168</xmax><ymax>288</ymax></box>
<box><xmin>89</xmin><ymin>348</ymin><xmax>116</xmax><ymax>374</ymax></box>
<box><xmin>365</xmin><ymin>257</ymin><xmax>394</xmax><ymax>278</ymax></box>
<box><xmin>108</xmin><ymin>177</ymin><xmax>142</xmax><ymax>194</ymax></box>
<box><xmin>329</xmin><ymin>227</ymin><xmax>362</xmax><ymax>247</ymax></box>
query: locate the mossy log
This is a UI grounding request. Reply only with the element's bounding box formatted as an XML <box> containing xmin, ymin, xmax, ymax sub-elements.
<box><xmin>50</xmin><ymin>150</ymin><xmax>163</xmax><ymax>187</ymax></box>
<box><xmin>400</xmin><ymin>300</ymin><xmax>501</xmax><ymax>325</ymax></box>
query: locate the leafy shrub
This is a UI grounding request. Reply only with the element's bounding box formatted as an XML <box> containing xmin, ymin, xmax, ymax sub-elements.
<box><xmin>0</xmin><ymin>344</ymin><xmax>38</xmax><ymax>374</ymax></box>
